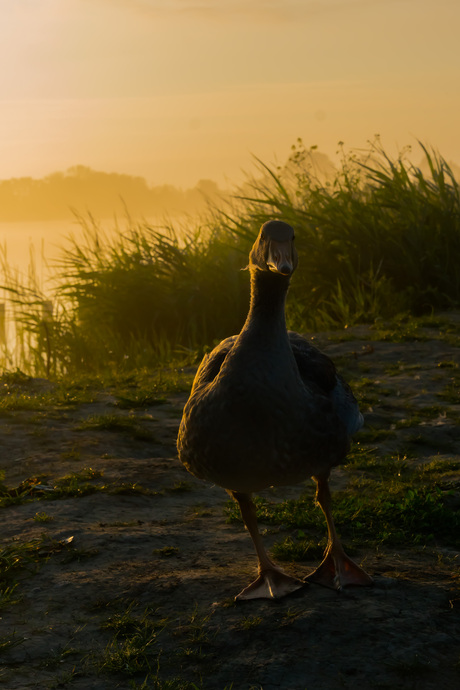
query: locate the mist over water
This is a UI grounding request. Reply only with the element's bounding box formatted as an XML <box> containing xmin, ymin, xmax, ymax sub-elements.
<box><xmin>0</xmin><ymin>223</ymin><xmax>120</xmax><ymax>309</ymax></box>
<box><xmin>1</xmin><ymin>219</ymin><xmax>82</xmax><ymax>284</ymax></box>
<box><xmin>0</xmin><ymin>215</ymin><xmax>181</xmax><ymax>287</ymax></box>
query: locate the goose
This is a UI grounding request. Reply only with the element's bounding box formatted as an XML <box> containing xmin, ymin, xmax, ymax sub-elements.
<box><xmin>177</xmin><ymin>220</ymin><xmax>373</xmax><ymax>600</ymax></box>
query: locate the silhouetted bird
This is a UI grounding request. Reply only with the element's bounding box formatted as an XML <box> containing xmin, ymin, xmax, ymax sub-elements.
<box><xmin>177</xmin><ymin>220</ymin><xmax>373</xmax><ymax>599</ymax></box>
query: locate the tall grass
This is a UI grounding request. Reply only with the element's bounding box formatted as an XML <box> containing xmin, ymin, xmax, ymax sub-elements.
<box><xmin>1</xmin><ymin>139</ymin><xmax>460</xmax><ymax>376</ymax></box>
<box><xmin>227</xmin><ymin>138</ymin><xmax>460</xmax><ymax>329</ymax></box>
<box><xmin>0</xmin><ymin>244</ymin><xmax>56</xmax><ymax>375</ymax></box>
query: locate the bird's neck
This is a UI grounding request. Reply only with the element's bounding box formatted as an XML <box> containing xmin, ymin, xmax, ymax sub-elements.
<box><xmin>217</xmin><ymin>267</ymin><xmax>299</xmax><ymax>386</ymax></box>
<box><xmin>239</xmin><ymin>268</ymin><xmax>291</xmax><ymax>345</ymax></box>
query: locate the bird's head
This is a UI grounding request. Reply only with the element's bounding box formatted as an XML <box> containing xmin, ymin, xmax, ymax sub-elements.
<box><xmin>249</xmin><ymin>220</ymin><xmax>298</xmax><ymax>277</ymax></box>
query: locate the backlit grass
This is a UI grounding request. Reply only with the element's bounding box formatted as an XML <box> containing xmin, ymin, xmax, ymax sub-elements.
<box><xmin>0</xmin><ymin>538</ymin><xmax>41</xmax><ymax>608</ymax></box>
<box><xmin>0</xmin><ymin>467</ymin><xmax>161</xmax><ymax>507</ymax></box>
<box><xmin>0</xmin><ymin>368</ymin><xmax>192</xmax><ymax>410</ymax></box>
<box><xmin>97</xmin><ymin>602</ymin><xmax>208</xmax><ymax>686</ymax></box>
<box><xmin>2</xmin><ymin>138</ymin><xmax>460</xmax><ymax>376</ymax></box>
<box><xmin>0</xmin><ymin>534</ymin><xmax>75</xmax><ymax>610</ymax></box>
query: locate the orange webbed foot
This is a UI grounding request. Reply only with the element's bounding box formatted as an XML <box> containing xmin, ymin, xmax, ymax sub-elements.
<box><xmin>306</xmin><ymin>549</ymin><xmax>373</xmax><ymax>590</ymax></box>
<box><xmin>235</xmin><ymin>567</ymin><xmax>306</xmax><ymax>601</ymax></box>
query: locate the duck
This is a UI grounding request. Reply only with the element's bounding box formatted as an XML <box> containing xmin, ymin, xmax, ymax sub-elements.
<box><xmin>177</xmin><ymin>219</ymin><xmax>373</xmax><ymax>600</ymax></box>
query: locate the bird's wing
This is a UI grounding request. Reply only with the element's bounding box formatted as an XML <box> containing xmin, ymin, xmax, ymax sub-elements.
<box><xmin>190</xmin><ymin>335</ymin><xmax>238</xmax><ymax>393</ymax></box>
<box><xmin>288</xmin><ymin>331</ymin><xmax>363</xmax><ymax>436</ymax></box>
<box><xmin>288</xmin><ymin>331</ymin><xmax>337</xmax><ymax>392</ymax></box>
<box><xmin>330</xmin><ymin>375</ymin><xmax>364</xmax><ymax>436</ymax></box>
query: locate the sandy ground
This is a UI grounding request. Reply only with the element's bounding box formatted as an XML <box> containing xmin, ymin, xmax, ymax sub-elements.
<box><xmin>0</xmin><ymin>318</ymin><xmax>459</xmax><ymax>689</ymax></box>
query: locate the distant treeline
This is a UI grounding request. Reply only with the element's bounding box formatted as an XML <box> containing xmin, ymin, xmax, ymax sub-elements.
<box><xmin>0</xmin><ymin>166</ymin><xmax>226</xmax><ymax>221</ymax></box>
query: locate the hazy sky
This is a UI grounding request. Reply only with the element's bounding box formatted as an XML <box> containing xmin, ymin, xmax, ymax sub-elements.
<box><xmin>1</xmin><ymin>0</ymin><xmax>459</xmax><ymax>187</ymax></box>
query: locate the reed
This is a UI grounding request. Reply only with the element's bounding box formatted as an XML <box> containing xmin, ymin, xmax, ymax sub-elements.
<box><xmin>228</xmin><ymin>138</ymin><xmax>460</xmax><ymax>329</ymax></box>
<box><xmin>1</xmin><ymin>139</ymin><xmax>459</xmax><ymax>375</ymax></box>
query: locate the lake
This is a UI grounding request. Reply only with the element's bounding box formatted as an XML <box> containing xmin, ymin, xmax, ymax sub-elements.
<box><xmin>0</xmin><ymin>216</ymin><xmax>169</xmax><ymax>358</ymax></box>
<box><xmin>0</xmin><ymin>217</ymin><xmax>138</xmax><ymax>286</ymax></box>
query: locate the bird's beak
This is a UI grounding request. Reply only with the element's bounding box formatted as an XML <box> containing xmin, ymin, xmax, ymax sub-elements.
<box><xmin>267</xmin><ymin>240</ymin><xmax>295</xmax><ymax>276</ymax></box>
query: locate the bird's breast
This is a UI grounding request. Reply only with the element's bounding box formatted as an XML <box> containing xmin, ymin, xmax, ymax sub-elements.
<box><xmin>177</xmin><ymin>373</ymin><xmax>344</xmax><ymax>493</ymax></box>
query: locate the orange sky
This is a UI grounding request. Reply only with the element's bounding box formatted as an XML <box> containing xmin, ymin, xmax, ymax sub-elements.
<box><xmin>1</xmin><ymin>0</ymin><xmax>459</xmax><ymax>187</ymax></box>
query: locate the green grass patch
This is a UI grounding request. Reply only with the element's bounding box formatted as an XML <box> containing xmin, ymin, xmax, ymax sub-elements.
<box><xmin>107</xmin><ymin>483</ymin><xmax>157</xmax><ymax>497</ymax></box>
<box><xmin>0</xmin><ymin>633</ymin><xmax>27</xmax><ymax>654</ymax></box>
<box><xmin>226</xmin><ymin>461</ymin><xmax>460</xmax><ymax>552</ymax></box>
<box><xmin>77</xmin><ymin>413</ymin><xmax>156</xmax><ymax>441</ymax></box>
<box><xmin>115</xmin><ymin>392</ymin><xmax>168</xmax><ymax>409</ymax></box>
<box><xmin>33</xmin><ymin>511</ymin><xmax>54</xmax><ymax>523</ymax></box>
<box><xmin>98</xmin><ymin>603</ymin><xmax>172</xmax><ymax>679</ymax></box>
<box><xmin>48</xmin><ymin>468</ymin><xmax>104</xmax><ymax>499</ymax></box>
<box><xmin>61</xmin><ymin>546</ymin><xmax>100</xmax><ymax>564</ymax></box>
<box><xmin>270</xmin><ymin>535</ymin><xmax>325</xmax><ymax>562</ymax></box>
<box><xmin>369</xmin><ymin>321</ymin><xmax>429</xmax><ymax>343</ymax></box>
<box><xmin>418</xmin><ymin>457</ymin><xmax>460</xmax><ymax>476</ymax></box>
<box><xmin>345</xmin><ymin>450</ymin><xmax>410</xmax><ymax>476</ymax></box>
<box><xmin>0</xmin><ymin>538</ymin><xmax>42</xmax><ymax>608</ymax></box>
<box><xmin>417</xmin><ymin>404</ymin><xmax>446</xmax><ymax>418</ymax></box>
<box><xmin>236</xmin><ymin>615</ymin><xmax>263</xmax><ymax>631</ymax></box>
<box><xmin>438</xmin><ymin>378</ymin><xmax>460</xmax><ymax>404</ymax></box>
<box><xmin>152</xmin><ymin>546</ymin><xmax>179</xmax><ymax>558</ymax></box>
<box><xmin>98</xmin><ymin>632</ymin><xmax>158</xmax><ymax>676</ymax></box>
<box><xmin>167</xmin><ymin>481</ymin><xmax>193</xmax><ymax>493</ymax></box>
<box><xmin>0</xmin><ymin>535</ymin><xmax>75</xmax><ymax>609</ymax></box>
<box><xmin>0</xmin><ymin>468</ymin><xmax>161</xmax><ymax>506</ymax></box>
<box><xmin>0</xmin><ymin>369</ymin><xmax>190</xmax><ymax>421</ymax></box>
<box><xmin>356</xmin><ymin>428</ymin><xmax>397</xmax><ymax>442</ymax></box>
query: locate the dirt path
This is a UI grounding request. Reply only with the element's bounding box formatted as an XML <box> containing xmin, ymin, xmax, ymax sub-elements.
<box><xmin>1</xmin><ymin>317</ymin><xmax>459</xmax><ymax>689</ymax></box>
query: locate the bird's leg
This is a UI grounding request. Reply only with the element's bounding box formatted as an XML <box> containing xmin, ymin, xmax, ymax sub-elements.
<box><xmin>306</xmin><ymin>474</ymin><xmax>373</xmax><ymax>590</ymax></box>
<box><xmin>230</xmin><ymin>491</ymin><xmax>305</xmax><ymax>601</ymax></box>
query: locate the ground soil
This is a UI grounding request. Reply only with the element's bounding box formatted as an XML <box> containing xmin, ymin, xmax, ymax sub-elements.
<box><xmin>0</xmin><ymin>318</ymin><xmax>459</xmax><ymax>690</ymax></box>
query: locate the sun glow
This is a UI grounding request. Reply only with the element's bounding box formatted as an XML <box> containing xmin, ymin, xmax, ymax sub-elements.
<box><xmin>0</xmin><ymin>0</ymin><xmax>459</xmax><ymax>187</ymax></box>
